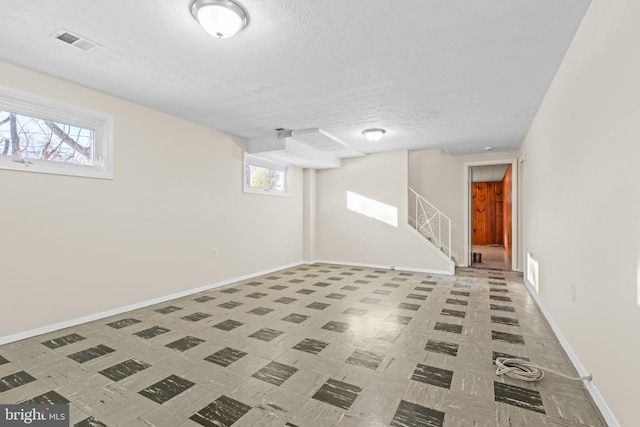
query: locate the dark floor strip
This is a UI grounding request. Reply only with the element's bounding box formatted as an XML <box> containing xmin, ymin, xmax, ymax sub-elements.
<box><xmin>21</xmin><ymin>390</ymin><xmax>69</xmax><ymax>404</ymax></box>
<box><xmin>312</xmin><ymin>378</ymin><xmax>362</xmax><ymax>410</ymax></box>
<box><xmin>0</xmin><ymin>371</ymin><xmax>36</xmax><ymax>392</ymax></box>
<box><xmin>494</xmin><ymin>381</ymin><xmax>545</xmax><ymax>414</ymax></box>
<box><xmin>42</xmin><ymin>333</ymin><xmax>86</xmax><ymax>349</ymax></box>
<box><xmin>190</xmin><ymin>395</ymin><xmax>252</xmax><ymax>427</ymax></box>
<box><xmin>99</xmin><ymin>358</ymin><xmax>151</xmax><ymax>382</ymax></box>
<box><xmin>139</xmin><ymin>374</ymin><xmax>195</xmax><ymax>404</ymax></box>
<box><xmin>68</xmin><ymin>345</ymin><xmax>115</xmax><ymax>364</ymax></box>
<box><xmin>391</xmin><ymin>399</ymin><xmax>445</xmax><ymax>427</ymax></box>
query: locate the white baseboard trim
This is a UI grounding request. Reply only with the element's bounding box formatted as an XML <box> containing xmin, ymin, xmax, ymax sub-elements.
<box><xmin>309</xmin><ymin>259</ymin><xmax>454</xmax><ymax>276</ymax></box>
<box><xmin>0</xmin><ymin>261</ymin><xmax>305</xmax><ymax>346</ymax></box>
<box><xmin>394</xmin><ymin>265</ymin><xmax>454</xmax><ymax>276</ymax></box>
<box><xmin>307</xmin><ymin>259</ymin><xmax>390</xmax><ymax>270</ymax></box>
<box><xmin>523</xmin><ymin>277</ymin><xmax>619</xmax><ymax>427</ymax></box>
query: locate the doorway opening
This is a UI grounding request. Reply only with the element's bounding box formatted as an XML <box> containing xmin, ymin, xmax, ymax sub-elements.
<box><xmin>463</xmin><ymin>159</ymin><xmax>519</xmax><ymax>271</ymax></box>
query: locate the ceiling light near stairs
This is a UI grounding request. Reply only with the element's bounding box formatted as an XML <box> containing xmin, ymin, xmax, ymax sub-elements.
<box><xmin>362</xmin><ymin>128</ymin><xmax>386</xmax><ymax>142</ymax></box>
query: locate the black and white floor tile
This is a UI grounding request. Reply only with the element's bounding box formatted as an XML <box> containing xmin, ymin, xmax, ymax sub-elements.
<box><xmin>0</xmin><ymin>264</ymin><xmax>606</xmax><ymax>426</ymax></box>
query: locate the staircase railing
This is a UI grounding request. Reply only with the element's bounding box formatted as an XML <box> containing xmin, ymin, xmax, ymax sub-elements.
<box><xmin>408</xmin><ymin>187</ymin><xmax>456</xmax><ymax>260</ymax></box>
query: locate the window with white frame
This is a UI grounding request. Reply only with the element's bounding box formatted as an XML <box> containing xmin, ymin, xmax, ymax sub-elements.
<box><xmin>0</xmin><ymin>86</ymin><xmax>113</xmax><ymax>179</ymax></box>
<box><xmin>243</xmin><ymin>153</ymin><xmax>290</xmax><ymax>196</ymax></box>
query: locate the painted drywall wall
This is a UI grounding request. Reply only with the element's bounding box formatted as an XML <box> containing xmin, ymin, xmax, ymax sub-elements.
<box><xmin>0</xmin><ymin>61</ymin><xmax>303</xmax><ymax>338</ymax></box>
<box><xmin>520</xmin><ymin>0</ymin><xmax>638</xmax><ymax>424</ymax></box>
<box><xmin>316</xmin><ymin>151</ymin><xmax>452</xmax><ymax>273</ymax></box>
<box><xmin>303</xmin><ymin>168</ymin><xmax>317</xmax><ymax>261</ymax></box>
<box><xmin>408</xmin><ymin>149</ymin><xmax>519</xmax><ymax>265</ymax></box>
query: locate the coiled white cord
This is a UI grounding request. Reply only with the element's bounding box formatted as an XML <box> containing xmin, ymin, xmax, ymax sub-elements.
<box><xmin>494</xmin><ymin>357</ymin><xmax>592</xmax><ymax>382</ymax></box>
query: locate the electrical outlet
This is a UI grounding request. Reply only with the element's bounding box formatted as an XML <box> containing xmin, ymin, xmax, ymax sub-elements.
<box><xmin>212</xmin><ymin>248</ymin><xmax>218</xmax><ymax>258</ymax></box>
<box><xmin>571</xmin><ymin>283</ymin><xmax>577</xmax><ymax>302</ymax></box>
<box><xmin>361</xmin><ymin>238</ymin><xmax>367</xmax><ymax>246</ymax></box>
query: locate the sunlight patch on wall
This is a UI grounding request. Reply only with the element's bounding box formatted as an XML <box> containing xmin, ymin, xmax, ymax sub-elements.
<box><xmin>347</xmin><ymin>191</ymin><xmax>398</xmax><ymax>227</ymax></box>
<box><xmin>527</xmin><ymin>252</ymin><xmax>539</xmax><ymax>293</ymax></box>
<box><xmin>637</xmin><ymin>257</ymin><xmax>640</xmax><ymax>306</ymax></box>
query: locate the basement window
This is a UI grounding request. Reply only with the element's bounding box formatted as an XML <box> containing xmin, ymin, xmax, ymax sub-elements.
<box><xmin>0</xmin><ymin>86</ymin><xmax>113</xmax><ymax>179</ymax></box>
<box><xmin>243</xmin><ymin>153</ymin><xmax>290</xmax><ymax>196</ymax></box>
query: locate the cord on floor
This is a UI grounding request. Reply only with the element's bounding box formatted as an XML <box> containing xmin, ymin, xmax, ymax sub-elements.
<box><xmin>494</xmin><ymin>357</ymin><xmax>593</xmax><ymax>383</ymax></box>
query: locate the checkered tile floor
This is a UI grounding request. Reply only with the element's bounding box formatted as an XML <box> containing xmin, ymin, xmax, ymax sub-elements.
<box><xmin>0</xmin><ymin>264</ymin><xmax>606</xmax><ymax>426</ymax></box>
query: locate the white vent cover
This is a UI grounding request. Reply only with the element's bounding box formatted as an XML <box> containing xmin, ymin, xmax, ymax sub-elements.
<box><xmin>289</xmin><ymin>128</ymin><xmax>363</xmax><ymax>158</ymax></box>
<box><xmin>52</xmin><ymin>29</ymin><xmax>99</xmax><ymax>51</ymax></box>
<box><xmin>291</xmin><ymin>128</ymin><xmax>346</xmax><ymax>152</ymax></box>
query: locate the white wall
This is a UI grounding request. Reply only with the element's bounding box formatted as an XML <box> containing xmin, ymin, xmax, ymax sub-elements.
<box><xmin>0</xmin><ymin>61</ymin><xmax>303</xmax><ymax>338</ymax></box>
<box><xmin>408</xmin><ymin>148</ymin><xmax>519</xmax><ymax>265</ymax></box>
<box><xmin>520</xmin><ymin>0</ymin><xmax>639</xmax><ymax>424</ymax></box>
<box><xmin>303</xmin><ymin>168</ymin><xmax>317</xmax><ymax>261</ymax></box>
<box><xmin>316</xmin><ymin>151</ymin><xmax>452</xmax><ymax>273</ymax></box>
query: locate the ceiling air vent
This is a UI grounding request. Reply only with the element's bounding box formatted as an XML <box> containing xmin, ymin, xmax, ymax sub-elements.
<box><xmin>53</xmin><ymin>29</ymin><xmax>99</xmax><ymax>51</ymax></box>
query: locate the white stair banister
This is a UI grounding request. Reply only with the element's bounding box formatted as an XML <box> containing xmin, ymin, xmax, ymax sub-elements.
<box><xmin>408</xmin><ymin>187</ymin><xmax>456</xmax><ymax>260</ymax></box>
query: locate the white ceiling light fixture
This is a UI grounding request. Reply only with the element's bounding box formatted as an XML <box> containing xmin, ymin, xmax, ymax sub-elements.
<box><xmin>362</xmin><ymin>128</ymin><xmax>386</xmax><ymax>142</ymax></box>
<box><xmin>191</xmin><ymin>0</ymin><xmax>248</xmax><ymax>39</ymax></box>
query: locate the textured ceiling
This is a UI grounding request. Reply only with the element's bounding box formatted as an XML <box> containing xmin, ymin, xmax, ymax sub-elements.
<box><xmin>0</xmin><ymin>0</ymin><xmax>590</xmax><ymax>156</ymax></box>
<box><xmin>471</xmin><ymin>164</ymin><xmax>510</xmax><ymax>183</ymax></box>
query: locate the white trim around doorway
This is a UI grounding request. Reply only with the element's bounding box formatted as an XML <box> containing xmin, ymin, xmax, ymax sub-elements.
<box><xmin>463</xmin><ymin>158</ymin><xmax>520</xmax><ymax>271</ymax></box>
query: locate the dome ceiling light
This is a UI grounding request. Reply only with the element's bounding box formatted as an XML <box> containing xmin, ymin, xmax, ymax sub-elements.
<box><xmin>362</xmin><ymin>128</ymin><xmax>386</xmax><ymax>142</ymax></box>
<box><xmin>191</xmin><ymin>0</ymin><xmax>249</xmax><ymax>39</ymax></box>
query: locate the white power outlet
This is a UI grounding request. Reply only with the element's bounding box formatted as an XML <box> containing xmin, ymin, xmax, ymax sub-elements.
<box><xmin>212</xmin><ymin>248</ymin><xmax>218</xmax><ymax>258</ymax></box>
<box><xmin>361</xmin><ymin>238</ymin><xmax>367</xmax><ymax>246</ymax></box>
<box><xmin>571</xmin><ymin>283</ymin><xmax>577</xmax><ymax>302</ymax></box>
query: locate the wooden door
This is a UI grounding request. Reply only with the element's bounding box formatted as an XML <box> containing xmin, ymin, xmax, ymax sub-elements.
<box><xmin>503</xmin><ymin>164</ymin><xmax>513</xmax><ymax>261</ymax></box>
<box><xmin>472</xmin><ymin>182</ymin><xmax>504</xmax><ymax>245</ymax></box>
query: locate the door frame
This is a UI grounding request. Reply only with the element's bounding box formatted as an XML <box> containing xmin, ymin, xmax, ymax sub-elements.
<box><xmin>463</xmin><ymin>158</ymin><xmax>520</xmax><ymax>271</ymax></box>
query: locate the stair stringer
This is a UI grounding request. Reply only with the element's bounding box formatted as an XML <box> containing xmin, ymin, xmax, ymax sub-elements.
<box><xmin>404</xmin><ymin>225</ymin><xmax>455</xmax><ymax>274</ymax></box>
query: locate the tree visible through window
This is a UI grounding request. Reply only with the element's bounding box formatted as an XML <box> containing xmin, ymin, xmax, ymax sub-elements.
<box><xmin>0</xmin><ymin>85</ymin><xmax>112</xmax><ymax>179</ymax></box>
<box><xmin>248</xmin><ymin>164</ymin><xmax>285</xmax><ymax>191</ymax></box>
<box><xmin>243</xmin><ymin>154</ymin><xmax>290</xmax><ymax>196</ymax></box>
<box><xmin>0</xmin><ymin>111</ymin><xmax>94</xmax><ymax>165</ymax></box>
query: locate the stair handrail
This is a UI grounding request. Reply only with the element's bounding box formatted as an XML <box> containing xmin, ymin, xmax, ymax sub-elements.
<box><xmin>408</xmin><ymin>187</ymin><xmax>456</xmax><ymax>259</ymax></box>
